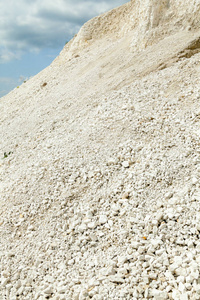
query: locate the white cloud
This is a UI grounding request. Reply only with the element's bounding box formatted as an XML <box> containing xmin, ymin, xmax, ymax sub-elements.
<box><xmin>0</xmin><ymin>50</ymin><xmax>22</xmax><ymax>63</ymax></box>
<box><xmin>0</xmin><ymin>0</ymin><xmax>128</xmax><ymax>63</ymax></box>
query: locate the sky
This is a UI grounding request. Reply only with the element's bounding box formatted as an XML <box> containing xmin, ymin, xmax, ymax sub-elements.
<box><xmin>0</xmin><ymin>0</ymin><xmax>128</xmax><ymax>98</ymax></box>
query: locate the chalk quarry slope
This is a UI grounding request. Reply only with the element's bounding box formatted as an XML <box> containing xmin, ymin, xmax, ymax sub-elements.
<box><xmin>1</xmin><ymin>0</ymin><xmax>200</xmax><ymax>299</ymax></box>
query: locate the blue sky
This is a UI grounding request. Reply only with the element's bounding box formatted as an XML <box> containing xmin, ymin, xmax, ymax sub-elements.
<box><xmin>0</xmin><ymin>0</ymin><xmax>128</xmax><ymax>98</ymax></box>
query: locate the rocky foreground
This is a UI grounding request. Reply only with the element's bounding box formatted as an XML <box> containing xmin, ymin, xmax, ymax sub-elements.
<box><xmin>1</xmin><ymin>0</ymin><xmax>200</xmax><ymax>299</ymax></box>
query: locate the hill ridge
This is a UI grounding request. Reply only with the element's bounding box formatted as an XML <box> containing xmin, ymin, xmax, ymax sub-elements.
<box><xmin>1</xmin><ymin>1</ymin><xmax>200</xmax><ymax>299</ymax></box>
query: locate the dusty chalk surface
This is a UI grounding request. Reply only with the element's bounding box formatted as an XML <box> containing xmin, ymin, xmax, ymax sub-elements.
<box><xmin>1</xmin><ymin>0</ymin><xmax>200</xmax><ymax>299</ymax></box>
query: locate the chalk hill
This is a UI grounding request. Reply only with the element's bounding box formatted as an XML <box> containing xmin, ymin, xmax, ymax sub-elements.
<box><xmin>1</xmin><ymin>1</ymin><xmax>200</xmax><ymax>299</ymax></box>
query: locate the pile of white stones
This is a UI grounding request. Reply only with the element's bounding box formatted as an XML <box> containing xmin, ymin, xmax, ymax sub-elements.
<box><xmin>1</xmin><ymin>50</ymin><xmax>200</xmax><ymax>299</ymax></box>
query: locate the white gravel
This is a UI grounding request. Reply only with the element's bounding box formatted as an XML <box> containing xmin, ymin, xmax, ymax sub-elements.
<box><xmin>1</xmin><ymin>0</ymin><xmax>200</xmax><ymax>299</ymax></box>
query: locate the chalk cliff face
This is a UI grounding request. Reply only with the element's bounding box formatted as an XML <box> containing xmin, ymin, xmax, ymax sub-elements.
<box><xmin>1</xmin><ymin>1</ymin><xmax>200</xmax><ymax>299</ymax></box>
<box><xmin>60</xmin><ymin>0</ymin><xmax>200</xmax><ymax>58</ymax></box>
<box><xmin>47</xmin><ymin>0</ymin><xmax>200</xmax><ymax>98</ymax></box>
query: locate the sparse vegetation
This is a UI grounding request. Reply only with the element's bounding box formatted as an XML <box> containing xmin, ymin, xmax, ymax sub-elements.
<box><xmin>3</xmin><ymin>151</ymin><xmax>13</xmax><ymax>159</ymax></box>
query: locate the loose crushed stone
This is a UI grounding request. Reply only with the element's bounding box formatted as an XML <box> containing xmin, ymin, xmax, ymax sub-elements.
<box><xmin>1</xmin><ymin>0</ymin><xmax>200</xmax><ymax>299</ymax></box>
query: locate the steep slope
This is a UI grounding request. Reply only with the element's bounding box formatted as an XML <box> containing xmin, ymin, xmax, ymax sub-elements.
<box><xmin>1</xmin><ymin>1</ymin><xmax>200</xmax><ymax>299</ymax></box>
